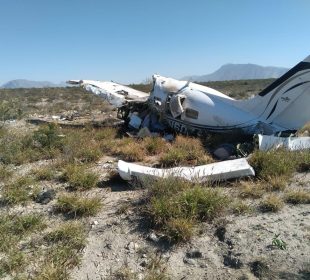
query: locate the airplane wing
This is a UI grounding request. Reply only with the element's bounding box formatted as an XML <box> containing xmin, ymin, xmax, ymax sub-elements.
<box><xmin>67</xmin><ymin>79</ymin><xmax>149</xmax><ymax>107</ymax></box>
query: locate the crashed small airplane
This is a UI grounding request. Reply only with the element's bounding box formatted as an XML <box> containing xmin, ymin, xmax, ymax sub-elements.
<box><xmin>68</xmin><ymin>55</ymin><xmax>310</xmax><ymax>136</ymax></box>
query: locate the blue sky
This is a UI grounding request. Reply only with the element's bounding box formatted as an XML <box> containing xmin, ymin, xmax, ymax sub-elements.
<box><xmin>0</xmin><ymin>0</ymin><xmax>309</xmax><ymax>84</ymax></box>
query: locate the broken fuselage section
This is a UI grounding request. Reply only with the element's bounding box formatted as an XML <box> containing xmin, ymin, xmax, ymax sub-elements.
<box><xmin>68</xmin><ymin>55</ymin><xmax>310</xmax><ymax>136</ymax></box>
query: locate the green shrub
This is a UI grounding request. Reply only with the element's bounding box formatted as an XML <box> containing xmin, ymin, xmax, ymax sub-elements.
<box><xmin>55</xmin><ymin>194</ymin><xmax>102</xmax><ymax>217</ymax></box>
<box><xmin>62</xmin><ymin>164</ymin><xmax>99</xmax><ymax>190</ymax></box>
<box><xmin>160</xmin><ymin>136</ymin><xmax>213</xmax><ymax>167</ymax></box>
<box><xmin>2</xmin><ymin>177</ymin><xmax>38</xmax><ymax>205</ymax></box>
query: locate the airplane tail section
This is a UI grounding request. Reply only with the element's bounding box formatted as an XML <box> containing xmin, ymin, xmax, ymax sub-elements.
<box><xmin>240</xmin><ymin>55</ymin><xmax>310</xmax><ymax>131</ymax></box>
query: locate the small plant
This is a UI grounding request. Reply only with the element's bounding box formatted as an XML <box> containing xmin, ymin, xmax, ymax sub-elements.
<box><xmin>238</xmin><ymin>180</ymin><xmax>264</xmax><ymax>199</ymax></box>
<box><xmin>231</xmin><ymin>200</ymin><xmax>252</xmax><ymax>215</ymax></box>
<box><xmin>62</xmin><ymin>164</ymin><xmax>99</xmax><ymax>190</ymax></box>
<box><xmin>259</xmin><ymin>194</ymin><xmax>284</xmax><ymax>212</ymax></box>
<box><xmin>164</xmin><ymin>217</ymin><xmax>194</xmax><ymax>242</ymax></box>
<box><xmin>2</xmin><ymin>176</ymin><xmax>38</xmax><ymax>205</ymax></box>
<box><xmin>33</xmin><ymin>165</ymin><xmax>56</xmax><ymax>181</ymax></box>
<box><xmin>55</xmin><ymin>194</ymin><xmax>102</xmax><ymax>217</ymax></box>
<box><xmin>272</xmin><ymin>233</ymin><xmax>287</xmax><ymax>250</ymax></box>
<box><xmin>0</xmin><ymin>250</ymin><xmax>26</xmax><ymax>276</ymax></box>
<box><xmin>43</xmin><ymin>221</ymin><xmax>87</xmax><ymax>269</ymax></box>
<box><xmin>285</xmin><ymin>190</ymin><xmax>310</xmax><ymax>204</ymax></box>
<box><xmin>0</xmin><ymin>213</ymin><xmax>45</xmax><ymax>253</ymax></box>
<box><xmin>159</xmin><ymin>135</ymin><xmax>213</xmax><ymax>167</ymax></box>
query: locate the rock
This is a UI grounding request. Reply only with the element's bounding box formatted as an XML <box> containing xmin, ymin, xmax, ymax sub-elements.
<box><xmin>215</xmin><ymin>226</ymin><xmax>226</xmax><ymax>242</ymax></box>
<box><xmin>213</xmin><ymin>144</ymin><xmax>235</xmax><ymax>160</ymax></box>
<box><xmin>183</xmin><ymin>257</ymin><xmax>197</xmax><ymax>266</ymax></box>
<box><xmin>223</xmin><ymin>253</ymin><xmax>243</xmax><ymax>269</ymax></box>
<box><xmin>35</xmin><ymin>189</ymin><xmax>56</xmax><ymax>204</ymax></box>
<box><xmin>186</xmin><ymin>249</ymin><xmax>203</xmax><ymax>259</ymax></box>
<box><xmin>147</xmin><ymin>232</ymin><xmax>159</xmax><ymax>243</ymax></box>
<box><xmin>126</xmin><ymin>242</ymin><xmax>139</xmax><ymax>252</ymax></box>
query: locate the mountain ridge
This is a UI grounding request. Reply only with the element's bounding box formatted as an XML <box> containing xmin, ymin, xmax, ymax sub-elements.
<box><xmin>1</xmin><ymin>79</ymin><xmax>66</xmax><ymax>88</ymax></box>
<box><xmin>182</xmin><ymin>63</ymin><xmax>289</xmax><ymax>82</ymax></box>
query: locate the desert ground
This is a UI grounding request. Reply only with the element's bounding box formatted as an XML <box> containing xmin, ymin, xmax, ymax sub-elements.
<box><xmin>0</xmin><ymin>80</ymin><xmax>309</xmax><ymax>280</ymax></box>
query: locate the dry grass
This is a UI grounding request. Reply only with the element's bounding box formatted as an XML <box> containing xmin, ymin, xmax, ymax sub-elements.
<box><xmin>143</xmin><ymin>177</ymin><xmax>229</xmax><ymax>243</ymax></box>
<box><xmin>2</xmin><ymin>176</ymin><xmax>39</xmax><ymax>205</ymax></box>
<box><xmin>285</xmin><ymin>190</ymin><xmax>310</xmax><ymax>204</ymax></box>
<box><xmin>260</xmin><ymin>194</ymin><xmax>284</xmax><ymax>212</ymax></box>
<box><xmin>62</xmin><ymin>163</ymin><xmax>99</xmax><ymax>190</ymax></box>
<box><xmin>238</xmin><ymin>180</ymin><xmax>264</xmax><ymax>199</ymax></box>
<box><xmin>159</xmin><ymin>135</ymin><xmax>214</xmax><ymax>167</ymax></box>
<box><xmin>55</xmin><ymin>194</ymin><xmax>102</xmax><ymax>217</ymax></box>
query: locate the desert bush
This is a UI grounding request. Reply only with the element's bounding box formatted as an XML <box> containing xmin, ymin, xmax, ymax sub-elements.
<box><xmin>61</xmin><ymin>128</ymin><xmax>102</xmax><ymax>163</ymax></box>
<box><xmin>0</xmin><ymin>213</ymin><xmax>45</xmax><ymax>253</ymax></box>
<box><xmin>43</xmin><ymin>221</ymin><xmax>86</xmax><ymax>269</ymax></box>
<box><xmin>238</xmin><ymin>180</ymin><xmax>264</xmax><ymax>199</ymax></box>
<box><xmin>32</xmin><ymin>165</ymin><xmax>57</xmax><ymax>181</ymax></box>
<box><xmin>249</xmin><ymin>149</ymin><xmax>297</xmax><ymax>180</ymax></box>
<box><xmin>285</xmin><ymin>190</ymin><xmax>310</xmax><ymax>204</ymax></box>
<box><xmin>164</xmin><ymin>217</ymin><xmax>195</xmax><ymax>243</ymax></box>
<box><xmin>159</xmin><ymin>135</ymin><xmax>213</xmax><ymax>167</ymax></box>
<box><xmin>116</xmin><ymin>138</ymin><xmax>146</xmax><ymax>162</ymax></box>
<box><xmin>230</xmin><ymin>200</ymin><xmax>253</xmax><ymax>215</ymax></box>
<box><xmin>259</xmin><ymin>194</ymin><xmax>284</xmax><ymax>212</ymax></box>
<box><xmin>0</xmin><ymin>250</ymin><xmax>26</xmax><ymax>276</ymax></box>
<box><xmin>143</xmin><ymin>137</ymin><xmax>168</xmax><ymax>156</ymax></box>
<box><xmin>2</xmin><ymin>176</ymin><xmax>38</xmax><ymax>205</ymax></box>
<box><xmin>33</xmin><ymin>123</ymin><xmax>63</xmax><ymax>149</ymax></box>
<box><xmin>144</xmin><ymin>177</ymin><xmax>229</xmax><ymax>242</ymax></box>
<box><xmin>62</xmin><ymin>164</ymin><xmax>99</xmax><ymax>190</ymax></box>
<box><xmin>0</xmin><ymin>164</ymin><xmax>12</xmax><ymax>181</ymax></box>
<box><xmin>55</xmin><ymin>194</ymin><xmax>102</xmax><ymax>217</ymax></box>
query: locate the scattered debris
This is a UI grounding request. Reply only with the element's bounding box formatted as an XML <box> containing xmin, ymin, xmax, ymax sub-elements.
<box><xmin>213</xmin><ymin>144</ymin><xmax>236</xmax><ymax>160</ymax></box>
<box><xmin>258</xmin><ymin>134</ymin><xmax>310</xmax><ymax>151</ymax></box>
<box><xmin>70</xmin><ymin>55</ymin><xmax>310</xmax><ymax>136</ymax></box>
<box><xmin>118</xmin><ymin>158</ymin><xmax>255</xmax><ymax>182</ymax></box>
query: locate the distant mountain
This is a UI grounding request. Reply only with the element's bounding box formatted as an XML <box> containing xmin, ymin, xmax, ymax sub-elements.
<box><xmin>182</xmin><ymin>64</ymin><xmax>289</xmax><ymax>82</ymax></box>
<box><xmin>1</xmin><ymin>79</ymin><xmax>66</xmax><ymax>88</ymax></box>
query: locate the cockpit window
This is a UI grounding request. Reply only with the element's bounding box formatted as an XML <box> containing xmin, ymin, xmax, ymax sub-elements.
<box><xmin>185</xmin><ymin>108</ymin><xmax>199</xmax><ymax>119</ymax></box>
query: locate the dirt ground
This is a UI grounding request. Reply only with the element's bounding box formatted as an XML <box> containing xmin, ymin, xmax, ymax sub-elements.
<box><xmin>70</xmin><ymin>169</ymin><xmax>310</xmax><ymax>280</ymax></box>
<box><xmin>1</xmin><ymin>118</ymin><xmax>309</xmax><ymax>280</ymax></box>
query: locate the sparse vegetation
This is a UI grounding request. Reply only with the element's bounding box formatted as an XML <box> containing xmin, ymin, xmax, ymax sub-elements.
<box><xmin>62</xmin><ymin>164</ymin><xmax>99</xmax><ymax>190</ymax></box>
<box><xmin>272</xmin><ymin>233</ymin><xmax>287</xmax><ymax>250</ymax></box>
<box><xmin>2</xmin><ymin>176</ymin><xmax>38</xmax><ymax>205</ymax></box>
<box><xmin>55</xmin><ymin>194</ymin><xmax>102</xmax><ymax>217</ymax></box>
<box><xmin>285</xmin><ymin>190</ymin><xmax>310</xmax><ymax>204</ymax></box>
<box><xmin>143</xmin><ymin>177</ymin><xmax>229</xmax><ymax>242</ymax></box>
<box><xmin>159</xmin><ymin>135</ymin><xmax>213</xmax><ymax>167</ymax></box>
<box><xmin>0</xmin><ymin>82</ymin><xmax>309</xmax><ymax>279</ymax></box>
<box><xmin>259</xmin><ymin>194</ymin><xmax>284</xmax><ymax>212</ymax></box>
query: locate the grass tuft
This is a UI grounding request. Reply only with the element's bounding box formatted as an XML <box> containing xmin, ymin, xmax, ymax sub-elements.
<box><xmin>62</xmin><ymin>164</ymin><xmax>99</xmax><ymax>190</ymax></box>
<box><xmin>259</xmin><ymin>194</ymin><xmax>284</xmax><ymax>212</ymax></box>
<box><xmin>159</xmin><ymin>135</ymin><xmax>213</xmax><ymax>167</ymax></box>
<box><xmin>285</xmin><ymin>190</ymin><xmax>310</xmax><ymax>204</ymax></box>
<box><xmin>2</xmin><ymin>176</ymin><xmax>38</xmax><ymax>205</ymax></box>
<box><xmin>143</xmin><ymin>177</ymin><xmax>229</xmax><ymax>243</ymax></box>
<box><xmin>55</xmin><ymin>194</ymin><xmax>102</xmax><ymax>217</ymax></box>
<box><xmin>0</xmin><ymin>213</ymin><xmax>45</xmax><ymax>253</ymax></box>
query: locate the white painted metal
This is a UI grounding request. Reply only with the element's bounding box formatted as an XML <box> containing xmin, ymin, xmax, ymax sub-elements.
<box><xmin>258</xmin><ymin>134</ymin><xmax>310</xmax><ymax>151</ymax></box>
<box><xmin>67</xmin><ymin>79</ymin><xmax>149</xmax><ymax>107</ymax></box>
<box><xmin>118</xmin><ymin>158</ymin><xmax>255</xmax><ymax>182</ymax></box>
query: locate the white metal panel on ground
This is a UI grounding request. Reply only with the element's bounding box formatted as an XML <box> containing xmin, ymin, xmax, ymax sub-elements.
<box><xmin>118</xmin><ymin>158</ymin><xmax>255</xmax><ymax>182</ymax></box>
<box><xmin>258</xmin><ymin>134</ymin><xmax>310</xmax><ymax>151</ymax></box>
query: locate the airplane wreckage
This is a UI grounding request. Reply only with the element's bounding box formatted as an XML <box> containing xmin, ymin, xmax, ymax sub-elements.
<box><xmin>68</xmin><ymin>55</ymin><xmax>310</xmax><ymax>182</ymax></box>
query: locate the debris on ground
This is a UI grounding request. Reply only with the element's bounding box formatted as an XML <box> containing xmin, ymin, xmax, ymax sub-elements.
<box><xmin>118</xmin><ymin>158</ymin><xmax>255</xmax><ymax>182</ymax></box>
